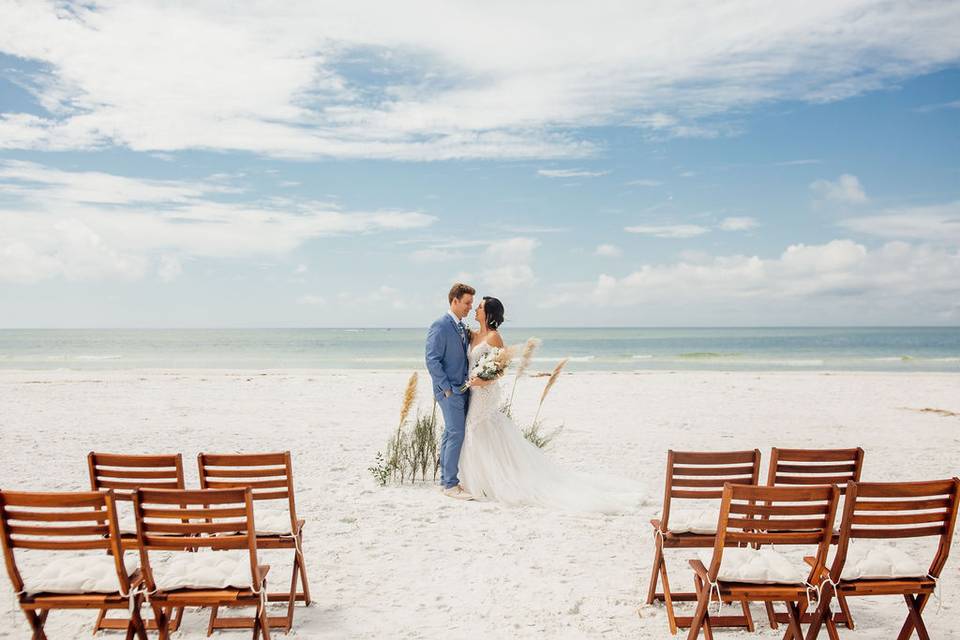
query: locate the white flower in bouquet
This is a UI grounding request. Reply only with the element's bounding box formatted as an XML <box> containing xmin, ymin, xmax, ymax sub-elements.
<box><xmin>460</xmin><ymin>346</ymin><xmax>515</xmax><ymax>391</ymax></box>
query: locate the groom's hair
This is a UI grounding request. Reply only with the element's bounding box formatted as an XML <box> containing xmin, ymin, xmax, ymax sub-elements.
<box><xmin>448</xmin><ymin>283</ymin><xmax>476</xmax><ymax>303</ymax></box>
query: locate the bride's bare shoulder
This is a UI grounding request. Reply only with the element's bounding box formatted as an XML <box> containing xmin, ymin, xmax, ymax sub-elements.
<box><xmin>487</xmin><ymin>331</ymin><xmax>505</xmax><ymax>348</ymax></box>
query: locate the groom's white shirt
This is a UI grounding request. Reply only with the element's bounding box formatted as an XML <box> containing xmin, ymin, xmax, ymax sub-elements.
<box><xmin>447</xmin><ymin>310</ymin><xmax>462</xmax><ymax>325</ymax></box>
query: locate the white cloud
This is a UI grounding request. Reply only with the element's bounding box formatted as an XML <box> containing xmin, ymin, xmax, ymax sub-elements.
<box><xmin>411</xmin><ymin>248</ymin><xmax>457</xmax><ymax>263</ymax></box>
<box><xmin>595</xmin><ymin>244</ymin><xmax>622</xmax><ymax>257</ymax></box>
<box><xmin>774</xmin><ymin>159</ymin><xmax>821</xmax><ymax>166</ymax></box>
<box><xmin>157</xmin><ymin>255</ymin><xmax>183</xmax><ymax>282</ymax></box>
<box><xmin>481</xmin><ymin>237</ymin><xmax>539</xmax><ymax>291</ymax></box>
<box><xmin>337</xmin><ymin>285</ymin><xmax>405</xmax><ymax>309</ymax></box>
<box><xmin>913</xmin><ymin>100</ymin><xmax>960</xmax><ymax>113</ymax></box>
<box><xmin>625</xmin><ymin>179</ymin><xmax>662</xmax><ymax>187</ymax></box>
<box><xmin>837</xmin><ymin>201</ymin><xmax>960</xmax><ymax>242</ymax></box>
<box><xmin>537</xmin><ymin>169</ymin><xmax>610</xmax><ymax>178</ymax></box>
<box><xmin>1</xmin><ymin>2</ymin><xmax>958</xmax><ymax>159</ymax></box>
<box><xmin>810</xmin><ymin>174</ymin><xmax>868</xmax><ymax>204</ymax></box>
<box><xmin>719</xmin><ymin>216</ymin><xmax>759</xmax><ymax>231</ymax></box>
<box><xmin>625</xmin><ymin>224</ymin><xmax>710</xmax><ymax>238</ymax></box>
<box><xmin>0</xmin><ymin>162</ymin><xmax>435</xmax><ymax>283</ymax></box>
<box><xmin>543</xmin><ymin>240</ymin><xmax>960</xmax><ymax>319</ymax></box>
<box><xmin>296</xmin><ymin>294</ymin><xmax>326</xmax><ymax>305</ymax></box>
<box><xmin>294</xmin><ymin>264</ymin><xmax>309</xmax><ymax>274</ymax></box>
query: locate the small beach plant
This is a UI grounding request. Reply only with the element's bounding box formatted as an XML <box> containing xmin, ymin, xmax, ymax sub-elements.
<box><xmin>502</xmin><ymin>337</ymin><xmax>540</xmax><ymax>417</ymax></box>
<box><xmin>388</xmin><ymin>372</ymin><xmax>418</xmax><ymax>481</ymax></box>
<box><xmin>521</xmin><ymin>420</ymin><xmax>563</xmax><ymax>449</ymax></box>
<box><xmin>374</xmin><ymin>373</ymin><xmax>443</xmax><ymax>485</ymax></box>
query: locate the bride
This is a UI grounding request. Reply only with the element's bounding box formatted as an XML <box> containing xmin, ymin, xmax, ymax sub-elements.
<box><xmin>457</xmin><ymin>296</ymin><xmax>643</xmax><ymax>514</ymax></box>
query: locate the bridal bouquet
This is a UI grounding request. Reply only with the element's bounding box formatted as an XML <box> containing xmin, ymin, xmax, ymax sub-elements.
<box><xmin>460</xmin><ymin>346</ymin><xmax>513</xmax><ymax>391</ymax></box>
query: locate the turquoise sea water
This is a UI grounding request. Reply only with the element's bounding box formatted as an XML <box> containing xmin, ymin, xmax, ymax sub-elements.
<box><xmin>0</xmin><ymin>328</ymin><xmax>958</xmax><ymax>372</ymax></box>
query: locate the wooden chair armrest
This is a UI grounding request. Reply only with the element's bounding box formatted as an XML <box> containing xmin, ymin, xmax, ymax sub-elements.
<box><xmin>803</xmin><ymin>556</ymin><xmax>830</xmax><ymax>582</ymax></box>
<box><xmin>688</xmin><ymin>558</ymin><xmax>710</xmax><ymax>580</ymax></box>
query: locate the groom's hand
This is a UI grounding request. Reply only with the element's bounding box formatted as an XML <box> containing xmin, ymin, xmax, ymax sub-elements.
<box><xmin>444</xmin><ymin>389</ymin><xmax>453</xmax><ymax>398</ymax></box>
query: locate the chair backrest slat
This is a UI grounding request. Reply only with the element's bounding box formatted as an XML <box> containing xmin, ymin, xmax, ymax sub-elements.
<box><xmin>88</xmin><ymin>452</ymin><xmax>185</xmax><ymax>498</ymax></box>
<box><xmin>658</xmin><ymin>450</ymin><xmax>761</xmax><ymax>531</ymax></box>
<box><xmin>1</xmin><ymin>491</ymin><xmax>118</xmax><ymax>551</ymax></box>
<box><xmin>831</xmin><ymin>478</ymin><xmax>960</xmax><ymax>580</ymax></box>
<box><xmin>708</xmin><ymin>483</ymin><xmax>839</xmax><ymax>582</ymax></box>
<box><xmin>197</xmin><ymin>452</ymin><xmax>298</xmax><ymax>529</ymax></box>
<box><xmin>0</xmin><ymin>490</ymin><xmax>130</xmax><ymax>596</ymax></box>
<box><xmin>767</xmin><ymin>448</ymin><xmax>864</xmax><ymax>494</ymax></box>
<box><xmin>134</xmin><ymin>487</ymin><xmax>263</xmax><ymax>593</ymax></box>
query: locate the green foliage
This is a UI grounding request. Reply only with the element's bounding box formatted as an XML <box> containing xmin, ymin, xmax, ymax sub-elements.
<box><xmin>374</xmin><ymin>401</ymin><xmax>442</xmax><ymax>486</ymax></box>
<box><xmin>367</xmin><ymin>451</ymin><xmax>392</xmax><ymax>487</ymax></box>
<box><xmin>521</xmin><ymin>419</ymin><xmax>563</xmax><ymax>449</ymax></box>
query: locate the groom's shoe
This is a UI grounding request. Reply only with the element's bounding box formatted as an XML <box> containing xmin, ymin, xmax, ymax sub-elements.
<box><xmin>443</xmin><ymin>485</ymin><xmax>474</xmax><ymax>501</ymax></box>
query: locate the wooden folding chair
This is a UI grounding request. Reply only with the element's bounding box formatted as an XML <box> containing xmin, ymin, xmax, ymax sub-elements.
<box><xmin>133</xmin><ymin>487</ymin><xmax>272</xmax><ymax>640</ymax></box>
<box><xmin>198</xmin><ymin>452</ymin><xmax>310</xmax><ymax>634</ymax></box>
<box><xmin>646</xmin><ymin>449</ymin><xmax>762</xmax><ymax>634</ymax></box>
<box><xmin>87</xmin><ymin>451</ymin><xmax>186</xmax><ymax>633</ymax></box>
<box><xmin>806</xmin><ymin>478</ymin><xmax>960</xmax><ymax>640</ymax></box>
<box><xmin>763</xmin><ymin>447</ymin><xmax>864</xmax><ymax>630</ymax></box>
<box><xmin>686</xmin><ymin>482</ymin><xmax>840</xmax><ymax>640</ymax></box>
<box><xmin>0</xmin><ymin>489</ymin><xmax>147</xmax><ymax>640</ymax></box>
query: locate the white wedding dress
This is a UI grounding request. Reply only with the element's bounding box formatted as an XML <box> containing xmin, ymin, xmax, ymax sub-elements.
<box><xmin>458</xmin><ymin>342</ymin><xmax>644</xmax><ymax>513</ymax></box>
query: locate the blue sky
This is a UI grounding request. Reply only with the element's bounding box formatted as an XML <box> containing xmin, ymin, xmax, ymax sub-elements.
<box><xmin>1</xmin><ymin>1</ymin><xmax>958</xmax><ymax>327</ymax></box>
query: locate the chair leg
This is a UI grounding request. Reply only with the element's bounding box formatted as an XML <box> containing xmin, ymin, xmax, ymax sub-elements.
<box><xmin>296</xmin><ymin>537</ymin><xmax>311</xmax><ymax>606</ymax></box>
<box><xmin>285</xmin><ymin>553</ymin><xmax>300</xmax><ymax>629</ymax></box>
<box><xmin>836</xmin><ymin>593</ymin><xmax>855</xmax><ymax>629</ymax></box>
<box><xmin>765</xmin><ymin>601</ymin><xmax>779</xmax><ymax>629</ymax></box>
<box><xmin>646</xmin><ymin>536</ymin><xmax>664</xmax><ymax>605</ymax></box>
<box><xmin>804</xmin><ymin>594</ymin><xmax>831</xmax><ymax>640</ymax></box>
<box><xmin>783</xmin><ymin>601</ymin><xmax>804</xmax><ymax>640</ymax></box>
<box><xmin>131</xmin><ymin>605</ymin><xmax>149</xmax><ymax>640</ymax></box>
<box><xmin>739</xmin><ymin>598</ymin><xmax>755</xmax><ymax>632</ymax></box>
<box><xmin>170</xmin><ymin>606</ymin><xmax>185</xmax><ymax>632</ymax></box>
<box><xmin>23</xmin><ymin>608</ymin><xmax>49</xmax><ymax>640</ymax></box>
<box><xmin>207</xmin><ymin>605</ymin><xmax>219</xmax><ymax>636</ymax></box>
<box><xmin>686</xmin><ymin>574</ymin><xmax>710</xmax><ymax>640</ymax></box>
<box><xmin>260</xmin><ymin>599</ymin><xmax>273</xmax><ymax>640</ymax></box>
<box><xmin>896</xmin><ymin>592</ymin><xmax>930</xmax><ymax>640</ymax></box>
<box><xmin>660</xmin><ymin>556</ymin><xmax>678</xmax><ymax>634</ymax></box>
<box><xmin>901</xmin><ymin>594</ymin><xmax>931</xmax><ymax>640</ymax></box>
<box><xmin>152</xmin><ymin>603</ymin><xmax>170</xmax><ymax>640</ymax></box>
<box><xmin>93</xmin><ymin>607</ymin><xmax>108</xmax><ymax>633</ymax></box>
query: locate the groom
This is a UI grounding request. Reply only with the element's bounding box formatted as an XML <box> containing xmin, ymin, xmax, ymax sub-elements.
<box><xmin>425</xmin><ymin>282</ymin><xmax>475</xmax><ymax>500</ymax></box>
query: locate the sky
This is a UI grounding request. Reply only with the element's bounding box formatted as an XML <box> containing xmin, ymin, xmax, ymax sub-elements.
<box><xmin>0</xmin><ymin>0</ymin><xmax>959</xmax><ymax>328</ymax></box>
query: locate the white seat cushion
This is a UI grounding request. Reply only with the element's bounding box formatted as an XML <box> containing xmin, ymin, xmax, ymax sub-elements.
<box><xmin>666</xmin><ymin>509</ymin><xmax>718</xmax><ymax>535</ymax></box>
<box><xmin>150</xmin><ymin>553</ymin><xmax>253</xmax><ymax>591</ymax></box>
<box><xmin>254</xmin><ymin>509</ymin><xmax>293</xmax><ymax>536</ymax></box>
<box><xmin>21</xmin><ymin>554</ymin><xmax>138</xmax><ymax>596</ymax></box>
<box><xmin>697</xmin><ymin>547</ymin><xmax>808</xmax><ymax>584</ymax></box>
<box><xmin>840</xmin><ymin>543</ymin><xmax>928</xmax><ymax>581</ymax></box>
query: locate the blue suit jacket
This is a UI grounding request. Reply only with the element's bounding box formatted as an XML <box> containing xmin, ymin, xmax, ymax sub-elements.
<box><xmin>425</xmin><ymin>314</ymin><xmax>469</xmax><ymax>401</ymax></box>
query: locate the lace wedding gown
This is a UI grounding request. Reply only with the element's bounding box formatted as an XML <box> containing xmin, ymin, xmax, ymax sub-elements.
<box><xmin>458</xmin><ymin>342</ymin><xmax>644</xmax><ymax>513</ymax></box>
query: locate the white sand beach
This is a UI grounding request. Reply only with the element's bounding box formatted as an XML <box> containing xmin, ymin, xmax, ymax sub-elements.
<box><xmin>0</xmin><ymin>368</ymin><xmax>958</xmax><ymax>639</ymax></box>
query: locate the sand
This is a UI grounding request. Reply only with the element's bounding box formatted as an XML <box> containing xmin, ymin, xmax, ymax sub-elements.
<box><xmin>0</xmin><ymin>368</ymin><xmax>958</xmax><ymax>638</ymax></box>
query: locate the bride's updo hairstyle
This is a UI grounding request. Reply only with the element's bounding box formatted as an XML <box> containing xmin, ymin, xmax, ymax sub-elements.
<box><xmin>482</xmin><ymin>296</ymin><xmax>505</xmax><ymax>330</ymax></box>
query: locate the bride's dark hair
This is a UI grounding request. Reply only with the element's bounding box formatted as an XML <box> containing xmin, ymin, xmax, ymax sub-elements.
<box><xmin>482</xmin><ymin>296</ymin><xmax>505</xmax><ymax>330</ymax></box>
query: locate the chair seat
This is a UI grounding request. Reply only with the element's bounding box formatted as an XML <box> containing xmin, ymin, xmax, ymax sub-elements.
<box><xmin>21</xmin><ymin>554</ymin><xmax>138</xmax><ymax>596</ymax></box>
<box><xmin>697</xmin><ymin>547</ymin><xmax>808</xmax><ymax>585</ymax></box>
<box><xmin>657</xmin><ymin>509</ymin><xmax>718</xmax><ymax>534</ymax></box>
<box><xmin>840</xmin><ymin>543</ymin><xmax>928</xmax><ymax>581</ymax></box>
<box><xmin>151</xmin><ymin>553</ymin><xmax>256</xmax><ymax>591</ymax></box>
<box><xmin>650</xmin><ymin>519</ymin><xmax>717</xmax><ymax>543</ymax></box>
<box><xmin>253</xmin><ymin>510</ymin><xmax>298</xmax><ymax>536</ymax></box>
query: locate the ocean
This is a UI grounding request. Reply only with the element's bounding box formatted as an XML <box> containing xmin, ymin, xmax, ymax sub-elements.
<box><xmin>0</xmin><ymin>327</ymin><xmax>958</xmax><ymax>372</ymax></box>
